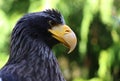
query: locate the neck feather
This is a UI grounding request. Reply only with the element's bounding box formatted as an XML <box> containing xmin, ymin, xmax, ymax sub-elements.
<box><xmin>3</xmin><ymin>27</ymin><xmax>65</xmax><ymax>81</ymax></box>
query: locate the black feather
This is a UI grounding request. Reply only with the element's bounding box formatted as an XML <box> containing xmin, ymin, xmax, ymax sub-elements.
<box><xmin>0</xmin><ymin>9</ymin><xmax>66</xmax><ymax>81</ymax></box>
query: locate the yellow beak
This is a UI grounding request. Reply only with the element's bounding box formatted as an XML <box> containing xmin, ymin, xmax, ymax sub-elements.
<box><xmin>48</xmin><ymin>25</ymin><xmax>77</xmax><ymax>53</ymax></box>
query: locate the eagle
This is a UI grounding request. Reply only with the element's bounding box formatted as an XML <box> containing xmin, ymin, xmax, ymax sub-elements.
<box><xmin>0</xmin><ymin>9</ymin><xmax>77</xmax><ymax>81</ymax></box>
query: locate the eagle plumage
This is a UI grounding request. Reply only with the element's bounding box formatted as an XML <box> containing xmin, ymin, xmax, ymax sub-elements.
<box><xmin>0</xmin><ymin>9</ymin><xmax>77</xmax><ymax>81</ymax></box>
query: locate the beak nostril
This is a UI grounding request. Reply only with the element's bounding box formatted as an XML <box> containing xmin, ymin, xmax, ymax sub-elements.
<box><xmin>65</xmin><ymin>30</ymin><xmax>70</xmax><ymax>33</ymax></box>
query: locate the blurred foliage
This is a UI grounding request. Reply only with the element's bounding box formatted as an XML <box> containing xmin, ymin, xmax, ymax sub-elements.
<box><xmin>0</xmin><ymin>0</ymin><xmax>120</xmax><ymax>81</ymax></box>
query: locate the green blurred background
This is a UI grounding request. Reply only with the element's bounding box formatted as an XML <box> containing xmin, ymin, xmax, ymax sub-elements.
<box><xmin>0</xmin><ymin>0</ymin><xmax>120</xmax><ymax>81</ymax></box>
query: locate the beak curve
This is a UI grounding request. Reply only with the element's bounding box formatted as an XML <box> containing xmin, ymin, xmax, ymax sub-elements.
<box><xmin>48</xmin><ymin>25</ymin><xmax>77</xmax><ymax>53</ymax></box>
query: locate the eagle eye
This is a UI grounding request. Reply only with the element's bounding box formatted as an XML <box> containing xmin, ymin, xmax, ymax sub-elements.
<box><xmin>48</xmin><ymin>20</ymin><xmax>56</xmax><ymax>27</ymax></box>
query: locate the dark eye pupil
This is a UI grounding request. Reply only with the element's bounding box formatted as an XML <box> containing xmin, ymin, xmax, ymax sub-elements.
<box><xmin>49</xmin><ymin>20</ymin><xmax>55</xmax><ymax>26</ymax></box>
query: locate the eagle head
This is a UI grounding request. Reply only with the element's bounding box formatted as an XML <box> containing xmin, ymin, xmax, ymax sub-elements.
<box><xmin>12</xmin><ymin>9</ymin><xmax>77</xmax><ymax>53</ymax></box>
